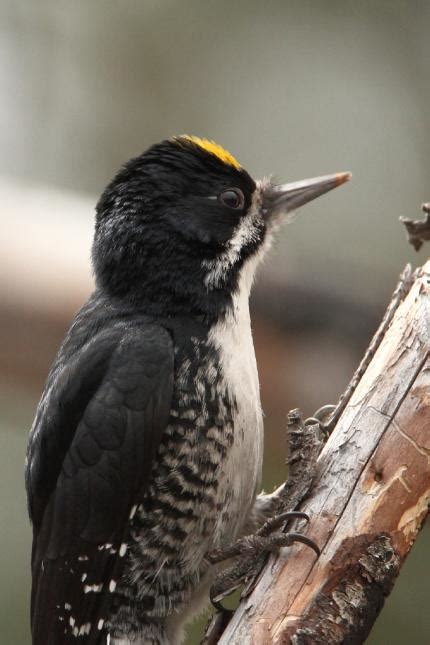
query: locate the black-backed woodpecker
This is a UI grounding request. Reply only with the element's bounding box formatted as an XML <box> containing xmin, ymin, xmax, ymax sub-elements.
<box><xmin>26</xmin><ymin>136</ymin><xmax>350</xmax><ymax>644</ymax></box>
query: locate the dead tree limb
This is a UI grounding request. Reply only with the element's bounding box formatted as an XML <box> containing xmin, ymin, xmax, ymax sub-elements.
<box><xmin>217</xmin><ymin>260</ymin><xmax>430</xmax><ymax>644</ymax></box>
<box><xmin>400</xmin><ymin>203</ymin><xmax>430</xmax><ymax>251</ymax></box>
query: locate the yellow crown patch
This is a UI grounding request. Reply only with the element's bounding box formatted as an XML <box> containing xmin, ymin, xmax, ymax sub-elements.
<box><xmin>175</xmin><ymin>135</ymin><xmax>241</xmax><ymax>170</ymax></box>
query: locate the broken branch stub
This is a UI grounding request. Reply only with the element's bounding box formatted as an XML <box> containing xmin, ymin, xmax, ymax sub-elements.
<box><xmin>218</xmin><ymin>261</ymin><xmax>430</xmax><ymax>645</ymax></box>
<box><xmin>400</xmin><ymin>203</ymin><xmax>430</xmax><ymax>251</ymax></box>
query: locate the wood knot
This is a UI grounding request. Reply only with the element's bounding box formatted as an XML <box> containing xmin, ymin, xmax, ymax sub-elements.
<box><xmin>374</xmin><ymin>469</ymin><xmax>384</xmax><ymax>483</ymax></box>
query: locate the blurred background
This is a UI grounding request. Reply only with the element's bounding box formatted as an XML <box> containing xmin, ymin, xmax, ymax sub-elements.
<box><xmin>1</xmin><ymin>1</ymin><xmax>429</xmax><ymax>642</ymax></box>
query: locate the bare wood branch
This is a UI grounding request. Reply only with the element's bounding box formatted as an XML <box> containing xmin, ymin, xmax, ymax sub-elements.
<box><xmin>400</xmin><ymin>203</ymin><xmax>430</xmax><ymax>251</ymax></box>
<box><xmin>218</xmin><ymin>260</ymin><xmax>430</xmax><ymax>644</ymax></box>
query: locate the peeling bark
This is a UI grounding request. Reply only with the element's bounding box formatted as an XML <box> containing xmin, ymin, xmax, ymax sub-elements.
<box><xmin>215</xmin><ymin>260</ymin><xmax>430</xmax><ymax>644</ymax></box>
<box><xmin>288</xmin><ymin>534</ymin><xmax>400</xmax><ymax>644</ymax></box>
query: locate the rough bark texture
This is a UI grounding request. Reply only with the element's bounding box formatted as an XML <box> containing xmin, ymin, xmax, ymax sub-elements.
<box><xmin>218</xmin><ymin>260</ymin><xmax>430</xmax><ymax>645</ymax></box>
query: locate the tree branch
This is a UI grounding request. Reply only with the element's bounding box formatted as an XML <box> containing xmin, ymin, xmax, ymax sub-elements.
<box><xmin>215</xmin><ymin>260</ymin><xmax>430</xmax><ymax>644</ymax></box>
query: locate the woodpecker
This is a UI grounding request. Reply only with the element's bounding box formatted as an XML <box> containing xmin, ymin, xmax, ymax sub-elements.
<box><xmin>26</xmin><ymin>136</ymin><xmax>350</xmax><ymax>644</ymax></box>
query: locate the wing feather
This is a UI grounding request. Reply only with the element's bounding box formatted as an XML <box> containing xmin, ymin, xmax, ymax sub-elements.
<box><xmin>27</xmin><ymin>324</ymin><xmax>174</xmax><ymax>644</ymax></box>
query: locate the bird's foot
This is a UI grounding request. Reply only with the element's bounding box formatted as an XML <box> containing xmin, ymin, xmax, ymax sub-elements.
<box><xmin>207</xmin><ymin>511</ymin><xmax>319</xmax><ymax>610</ymax></box>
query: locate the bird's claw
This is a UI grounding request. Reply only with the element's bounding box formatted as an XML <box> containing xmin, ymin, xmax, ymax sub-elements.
<box><xmin>304</xmin><ymin>403</ymin><xmax>336</xmax><ymax>438</ymax></box>
<box><xmin>208</xmin><ymin>511</ymin><xmax>319</xmax><ymax>610</ymax></box>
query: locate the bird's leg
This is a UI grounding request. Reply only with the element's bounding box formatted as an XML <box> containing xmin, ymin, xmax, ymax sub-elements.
<box><xmin>208</xmin><ymin>410</ymin><xmax>323</xmax><ymax>610</ymax></box>
<box><xmin>207</xmin><ymin>511</ymin><xmax>319</xmax><ymax>609</ymax></box>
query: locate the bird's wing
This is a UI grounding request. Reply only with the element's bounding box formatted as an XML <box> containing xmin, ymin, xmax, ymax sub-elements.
<box><xmin>26</xmin><ymin>324</ymin><xmax>174</xmax><ymax>644</ymax></box>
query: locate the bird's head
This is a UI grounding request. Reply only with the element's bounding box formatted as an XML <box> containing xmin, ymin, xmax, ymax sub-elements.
<box><xmin>93</xmin><ymin>136</ymin><xmax>350</xmax><ymax>320</ymax></box>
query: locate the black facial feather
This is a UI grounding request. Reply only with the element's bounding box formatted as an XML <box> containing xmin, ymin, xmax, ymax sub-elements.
<box><xmin>92</xmin><ymin>139</ymin><xmax>260</xmax><ymax>321</ymax></box>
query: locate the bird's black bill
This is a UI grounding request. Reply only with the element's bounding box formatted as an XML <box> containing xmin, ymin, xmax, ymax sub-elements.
<box><xmin>264</xmin><ymin>171</ymin><xmax>351</xmax><ymax>218</ymax></box>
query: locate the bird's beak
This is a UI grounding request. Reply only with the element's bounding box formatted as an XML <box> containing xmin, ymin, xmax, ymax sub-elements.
<box><xmin>263</xmin><ymin>172</ymin><xmax>351</xmax><ymax>218</ymax></box>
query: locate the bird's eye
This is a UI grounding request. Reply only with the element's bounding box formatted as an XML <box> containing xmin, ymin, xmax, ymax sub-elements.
<box><xmin>219</xmin><ymin>188</ymin><xmax>245</xmax><ymax>210</ymax></box>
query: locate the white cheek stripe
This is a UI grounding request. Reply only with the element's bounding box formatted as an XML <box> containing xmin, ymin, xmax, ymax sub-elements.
<box><xmin>203</xmin><ymin>182</ymin><xmax>268</xmax><ymax>290</ymax></box>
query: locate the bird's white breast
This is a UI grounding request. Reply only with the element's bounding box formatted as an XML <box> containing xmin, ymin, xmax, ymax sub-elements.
<box><xmin>208</xmin><ymin>260</ymin><xmax>264</xmax><ymax>543</ymax></box>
